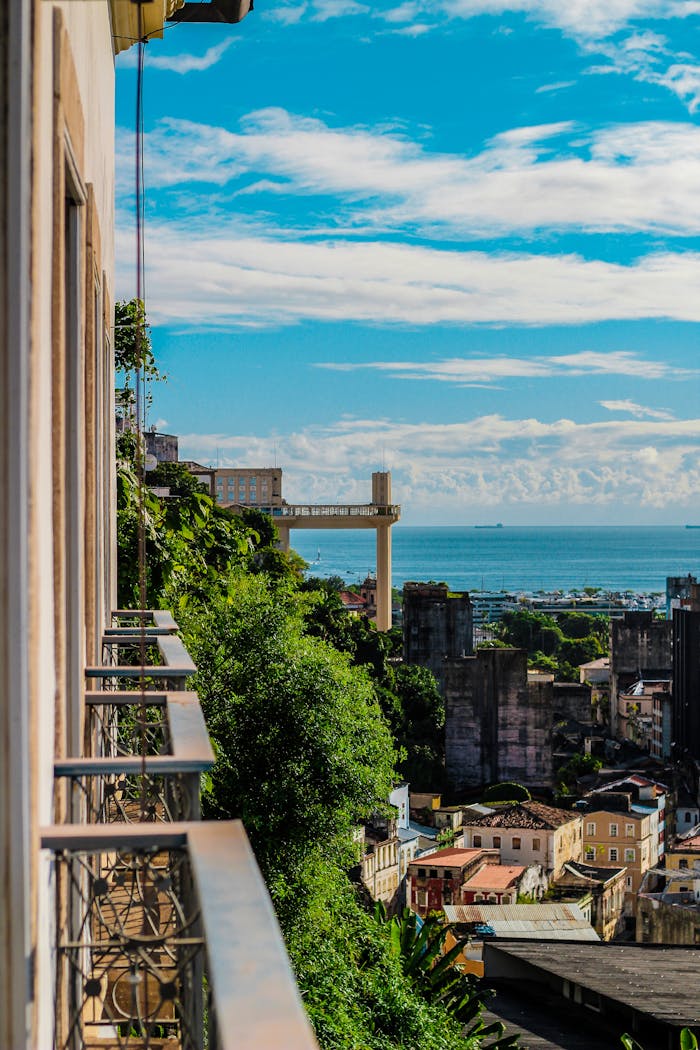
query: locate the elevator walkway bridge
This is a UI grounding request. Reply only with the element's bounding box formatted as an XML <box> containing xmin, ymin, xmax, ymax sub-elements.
<box><xmin>272</xmin><ymin>499</ymin><xmax>401</xmax><ymax>631</ymax></box>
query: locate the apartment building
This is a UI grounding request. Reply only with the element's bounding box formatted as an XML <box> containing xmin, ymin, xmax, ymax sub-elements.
<box><xmin>214</xmin><ymin>466</ymin><xmax>283</xmax><ymax>510</ymax></box>
<box><xmin>462</xmin><ymin>802</ymin><xmax>583</xmax><ymax>879</ymax></box>
<box><xmin>407</xmin><ymin>847</ymin><xmax>500</xmax><ymax>916</ymax></box>
<box><xmin>582</xmin><ymin>800</ymin><xmax>655</xmax><ymax>913</ymax></box>
<box><xmin>0</xmin><ymin>5</ymin><xmax>316</xmax><ymax>1048</ymax></box>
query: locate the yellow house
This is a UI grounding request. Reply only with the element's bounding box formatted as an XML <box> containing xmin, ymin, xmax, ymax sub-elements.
<box><xmin>664</xmin><ymin>827</ymin><xmax>700</xmax><ymax>901</ymax></box>
<box><xmin>582</xmin><ymin>807</ymin><xmax>655</xmax><ymax>914</ymax></box>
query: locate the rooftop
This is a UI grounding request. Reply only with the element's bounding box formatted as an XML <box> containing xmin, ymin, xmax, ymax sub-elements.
<box><xmin>562</xmin><ymin>861</ymin><xmax>626</xmax><ymax>884</ymax></box>
<box><xmin>445</xmin><ymin>904</ymin><xmax>599</xmax><ymax>941</ymax></box>
<box><xmin>484</xmin><ymin>941</ymin><xmax>700</xmax><ymax>1028</ymax></box>
<box><xmin>411</xmin><ymin>847</ymin><xmax>485</xmax><ymax>869</ymax></box>
<box><xmin>462</xmin><ymin>865</ymin><xmax>526</xmax><ymax>890</ymax></box>
<box><xmin>464</xmin><ymin>802</ymin><xmax>580</xmax><ymax>831</ymax></box>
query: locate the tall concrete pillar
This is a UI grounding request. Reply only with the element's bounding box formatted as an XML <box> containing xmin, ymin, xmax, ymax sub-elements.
<box><xmin>277</xmin><ymin>525</ymin><xmax>290</xmax><ymax>552</ymax></box>
<box><xmin>376</xmin><ymin>524</ymin><xmax>392</xmax><ymax>631</ymax></box>
<box><xmin>372</xmin><ymin>471</ymin><xmax>391</xmax><ymax>506</ymax></box>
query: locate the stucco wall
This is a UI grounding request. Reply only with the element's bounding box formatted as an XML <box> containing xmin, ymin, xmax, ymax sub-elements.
<box><xmin>445</xmin><ymin>648</ymin><xmax>552</xmax><ymax>790</ymax></box>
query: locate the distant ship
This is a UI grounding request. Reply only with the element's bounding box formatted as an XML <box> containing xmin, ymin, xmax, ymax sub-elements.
<box><xmin>685</xmin><ymin>525</ymin><xmax>700</xmax><ymax>529</ymax></box>
<box><xmin>474</xmin><ymin>523</ymin><xmax>504</xmax><ymax>529</ymax></box>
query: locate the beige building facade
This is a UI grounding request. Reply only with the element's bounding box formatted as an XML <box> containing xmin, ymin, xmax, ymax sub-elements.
<box><xmin>582</xmin><ymin>808</ymin><xmax>656</xmax><ymax>911</ymax></box>
<box><xmin>462</xmin><ymin>803</ymin><xmax>583</xmax><ymax>879</ymax></box>
<box><xmin>1</xmin><ymin>4</ymin><xmax>119</xmax><ymax>1043</ymax></box>
<box><xmin>214</xmin><ymin>466</ymin><xmax>283</xmax><ymax>510</ymax></box>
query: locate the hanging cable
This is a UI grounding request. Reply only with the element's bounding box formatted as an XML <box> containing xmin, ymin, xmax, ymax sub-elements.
<box><xmin>133</xmin><ymin>0</ymin><xmax>149</xmax><ymax>825</ymax></box>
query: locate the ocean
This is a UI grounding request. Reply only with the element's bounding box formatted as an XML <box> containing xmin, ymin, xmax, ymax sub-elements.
<box><xmin>291</xmin><ymin>526</ymin><xmax>700</xmax><ymax>595</ymax></box>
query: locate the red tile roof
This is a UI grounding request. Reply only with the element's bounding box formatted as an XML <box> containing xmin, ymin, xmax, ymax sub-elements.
<box><xmin>462</xmin><ymin>864</ymin><xmax>525</xmax><ymax>890</ymax></box>
<box><xmin>410</xmin><ymin>847</ymin><xmax>484</xmax><ymax>869</ymax></box>
<box><xmin>464</xmin><ymin>801</ymin><xmax>579</xmax><ymax>831</ymax></box>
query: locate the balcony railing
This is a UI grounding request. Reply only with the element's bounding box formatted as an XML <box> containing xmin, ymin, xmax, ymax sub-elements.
<box><xmin>86</xmin><ymin>630</ymin><xmax>196</xmax><ymax>691</ymax></box>
<box><xmin>272</xmin><ymin>503</ymin><xmax>401</xmax><ymax>518</ymax></box>
<box><xmin>42</xmin><ymin>823</ymin><xmax>317</xmax><ymax>1050</ymax></box>
<box><xmin>56</xmin><ymin>692</ymin><xmax>214</xmax><ymax>824</ymax></box>
<box><xmin>47</xmin><ymin>610</ymin><xmax>319</xmax><ymax>1050</ymax></box>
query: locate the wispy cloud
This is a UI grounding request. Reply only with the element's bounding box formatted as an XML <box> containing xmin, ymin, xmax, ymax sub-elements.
<box><xmin>440</xmin><ymin>1</ymin><xmax>700</xmax><ymax>42</ymax></box>
<box><xmin>178</xmin><ymin>412</ymin><xmax>700</xmax><ymax>513</ymax></box>
<box><xmin>535</xmin><ymin>80</ymin><xmax>576</xmax><ymax>93</ymax></box>
<box><xmin>582</xmin><ymin>29</ymin><xmax>700</xmax><ymax>112</ymax></box>
<box><xmin>311</xmin><ymin>0</ymin><xmax>370</xmax><ymax>20</ymax></box>
<box><xmin>115</xmin><ymin>218</ymin><xmax>700</xmax><ymax>327</ymax></box>
<box><xmin>599</xmin><ymin>399</ymin><xmax>676</xmax><ymax>419</ymax></box>
<box><xmin>268</xmin><ymin>0</ymin><xmax>700</xmax><ymax>40</ymax></box>
<box><xmin>117</xmin><ymin>38</ymin><xmax>235</xmax><ymax>74</ymax></box>
<box><xmin>317</xmin><ymin>352</ymin><xmax>693</xmax><ymax>385</ymax></box>
<box><xmin>263</xmin><ymin>0</ymin><xmax>700</xmax><ymax>108</ymax></box>
<box><xmin>120</xmin><ymin>110</ymin><xmax>700</xmax><ymax>238</ymax></box>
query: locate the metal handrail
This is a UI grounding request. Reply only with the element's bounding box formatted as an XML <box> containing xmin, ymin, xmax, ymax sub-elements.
<box><xmin>110</xmin><ymin>608</ymin><xmax>179</xmax><ymax>632</ymax></box>
<box><xmin>56</xmin><ymin>691</ymin><xmax>215</xmax><ymax>824</ymax></box>
<box><xmin>273</xmin><ymin>503</ymin><xmax>401</xmax><ymax>518</ymax></box>
<box><xmin>41</xmin><ymin>822</ymin><xmax>319</xmax><ymax>1050</ymax></box>
<box><xmin>86</xmin><ymin>631</ymin><xmax>196</xmax><ymax>689</ymax></box>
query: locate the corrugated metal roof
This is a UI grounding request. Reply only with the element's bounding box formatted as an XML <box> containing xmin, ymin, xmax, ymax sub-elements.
<box><xmin>444</xmin><ymin>903</ymin><xmax>600</xmax><ymax>941</ymax></box>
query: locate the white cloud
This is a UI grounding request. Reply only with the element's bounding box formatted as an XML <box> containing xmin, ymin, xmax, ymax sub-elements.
<box><xmin>317</xmin><ymin>352</ymin><xmax>692</xmax><ymax>385</ymax></box>
<box><xmin>265</xmin><ymin>2</ymin><xmax>309</xmax><ymax>22</ymax></box>
<box><xmin>178</xmin><ymin>412</ymin><xmax>700</xmax><ymax>513</ymax></box>
<box><xmin>311</xmin><ymin>0</ymin><xmax>370</xmax><ymax>20</ymax></box>
<box><xmin>117</xmin><ymin>219</ymin><xmax>700</xmax><ymax>327</ymax></box>
<box><xmin>581</xmin><ymin>29</ymin><xmax>700</xmax><ymax>113</ymax></box>
<box><xmin>117</xmin><ymin>38</ymin><xmax>235</xmax><ymax>74</ymax></box>
<box><xmin>535</xmin><ymin>80</ymin><xmax>576</xmax><ymax>93</ymax></box>
<box><xmin>123</xmin><ymin>110</ymin><xmax>700</xmax><ymax>238</ymax></box>
<box><xmin>405</xmin><ymin>0</ymin><xmax>700</xmax><ymax>41</ymax></box>
<box><xmin>600</xmin><ymin>399</ymin><xmax>676</xmax><ymax>419</ymax></box>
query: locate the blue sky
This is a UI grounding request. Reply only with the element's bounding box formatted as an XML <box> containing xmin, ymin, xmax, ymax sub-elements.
<box><xmin>116</xmin><ymin>0</ymin><xmax>700</xmax><ymax>525</ymax></box>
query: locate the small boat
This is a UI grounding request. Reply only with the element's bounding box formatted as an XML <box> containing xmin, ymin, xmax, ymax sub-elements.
<box><xmin>474</xmin><ymin>523</ymin><xmax>504</xmax><ymax>529</ymax></box>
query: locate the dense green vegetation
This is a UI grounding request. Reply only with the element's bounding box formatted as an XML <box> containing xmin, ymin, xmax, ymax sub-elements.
<box><xmin>482</xmin><ymin>782</ymin><xmax>531</xmax><ymax>804</ymax></box>
<box><xmin>115</xmin><ymin>437</ymin><xmax>488</xmax><ymax>1048</ymax></box>
<box><xmin>483</xmin><ymin>607</ymin><xmax>608</xmax><ymax>681</ymax></box>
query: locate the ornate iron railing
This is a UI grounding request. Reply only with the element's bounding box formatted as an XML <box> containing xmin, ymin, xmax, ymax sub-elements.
<box><xmin>48</xmin><ymin>612</ymin><xmax>318</xmax><ymax>1049</ymax></box>
<box><xmin>42</xmin><ymin>824</ymin><xmax>318</xmax><ymax>1050</ymax></box>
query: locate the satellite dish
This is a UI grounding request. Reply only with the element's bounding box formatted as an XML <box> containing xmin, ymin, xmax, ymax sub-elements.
<box><xmin>145</xmin><ymin>454</ymin><xmax>158</xmax><ymax>472</ymax></box>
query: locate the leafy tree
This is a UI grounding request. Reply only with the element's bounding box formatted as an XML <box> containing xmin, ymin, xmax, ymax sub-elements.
<box><xmin>483</xmin><ymin>782</ymin><xmax>531</xmax><ymax>804</ymax></box>
<box><xmin>375</xmin><ymin>906</ymin><xmax>519</xmax><ymax>1048</ymax></box>
<box><xmin>382</xmin><ymin>663</ymin><xmax>445</xmax><ymax>789</ymax></box>
<box><xmin>114</xmin><ymin>297</ymin><xmax>162</xmax><ymax>383</ymax></box>
<box><xmin>555</xmin><ymin>752</ymin><xmax>602</xmax><ymax>794</ymax></box>
<box><xmin>181</xmin><ymin>573</ymin><xmax>397</xmax><ymax>879</ymax></box>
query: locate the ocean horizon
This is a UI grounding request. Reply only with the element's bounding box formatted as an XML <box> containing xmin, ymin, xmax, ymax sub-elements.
<box><xmin>290</xmin><ymin>525</ymin><xmax>700</xmax><ymax>595</ymax></box>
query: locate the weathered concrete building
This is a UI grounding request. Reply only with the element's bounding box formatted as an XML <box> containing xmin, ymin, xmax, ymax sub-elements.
<box><xmin>403</xmin><ymin>582</ymin><xmax>473</xmax><ymax>691</ymax></box>
<box><xmin>553</xmin><ymin>681</ymin><xmax>593</xmax><ymax>723</ymax></box>
<box><xmin>445</xmin><ymin>649</ymin><xmax>553</xmax><ymax>790</ymax></box>
<box><xmin>145</xmin><ymin>427</ymin><xmax>179</xmax><ymax>463</ymax></box>
<box><xmin>672</xmin><ymin>586</ymin><xmax>700</xmax><ymax>762</ymax></box>
<box><xmin>610</xmin><ymin>611</ymin><xmax>672</xmax><ymax>739</ymax></box>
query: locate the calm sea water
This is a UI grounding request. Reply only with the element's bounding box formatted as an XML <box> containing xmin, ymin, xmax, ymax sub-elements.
<box><xmin>291</xmin><ymin>527</ymin><xmax>700</xmax><ymax>595</ymax></box>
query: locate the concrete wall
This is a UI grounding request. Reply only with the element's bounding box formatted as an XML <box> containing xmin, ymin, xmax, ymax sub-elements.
<box><xmin>553</xmin><ymin>682</ymin><xmax>592</xmax><ymax>723</ymax></box>
<box><xmin>610</xmin><ymin>612</ymin><xmax>671</xmax><ymax>738</ymax></box>
<box><xmin>637</xmin><ymin>895</ymin><xmax>700</xmax><ymax>944</ymax></box>
<box><xmin>0</xmin><ymin>3</ymin><xmax>116</xmax><ymax>1044</ymax></box>
<box><xmin>445</xmin><ymin>648</ymin><xmax>552</xmax><ymax>791</ymax></box>
<box><xmin>403</xmin><ymin>582</ymin><xmax>473</xmax><ymax>691</ymax></box>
